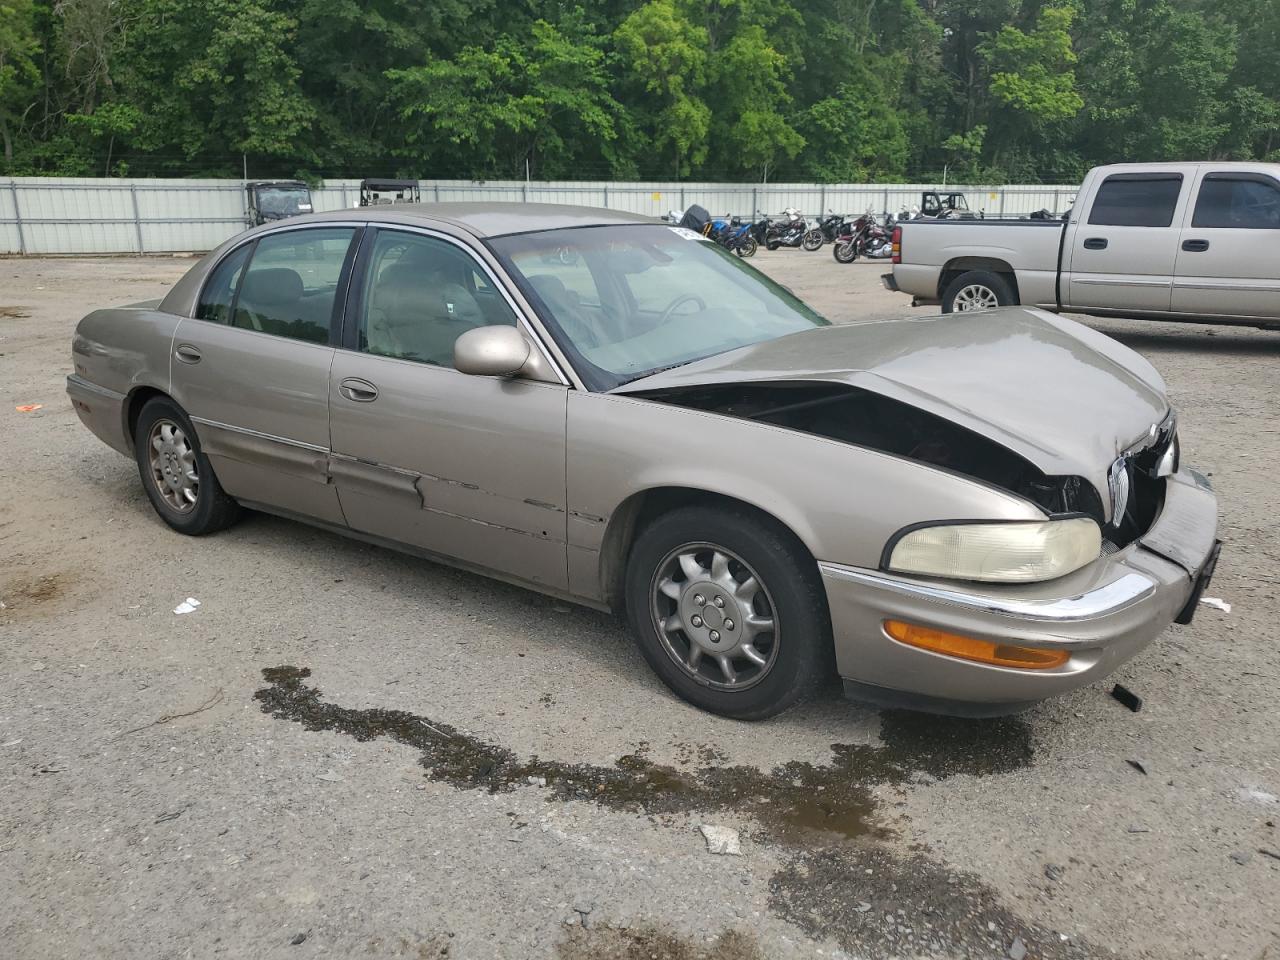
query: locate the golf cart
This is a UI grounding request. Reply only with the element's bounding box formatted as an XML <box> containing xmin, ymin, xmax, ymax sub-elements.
<box><xmin>245</xmin><ymin>180</ymin><xmax>314</xmax><ymax>227</ymax></box>
<box><xmin>920</xmin><ymin>191</ymin><xmax>979</xmax><ymax>219</ymax></box>
<box><xmin>359</xmin><ymin>179</ymin><xmax>421</xmax><ymax>206</ymax></box>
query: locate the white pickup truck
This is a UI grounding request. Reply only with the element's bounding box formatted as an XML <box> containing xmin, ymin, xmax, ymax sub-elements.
<box><xmin>885</xmin><ymin>162</ymin><xmax>1280</xmax><ymax>327</ymax></box>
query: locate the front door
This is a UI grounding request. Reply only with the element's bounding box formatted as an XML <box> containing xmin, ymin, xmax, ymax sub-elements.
<box><xmin>327</xmin><ymin>226</ymin><xmax>570</xmax><ymax>591</ymax></box>
<box><xmin>1172</xmin><ymin>170</ymin><xmax>1280</xmax><ymax>319</ymax></box>
<box><xmin>1064</xmin><ymin>171</ymin><xmax>1189</xmax><ymax>313</ymax></box>
<box><xmin>169</xmin><ymin>224</ymin><xmax>360</xmax><ymax>524</ymax></box>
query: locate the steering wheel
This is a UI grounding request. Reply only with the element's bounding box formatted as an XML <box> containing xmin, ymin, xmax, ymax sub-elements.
<box><xmin>658</xmin><ymin>293</ymin><xmax>707</xmax><ymax>325</ymax></box>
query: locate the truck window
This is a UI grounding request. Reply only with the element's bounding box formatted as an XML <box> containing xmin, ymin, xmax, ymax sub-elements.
<box><xmin>1192</xmin><ymin>174</ymin><xmax>1280</xmax><ymax>229</ymax></box>
<box><xmin>1088</xmin><ymin>175</ymin><xmax>1182</xmax><ymax>228</ymax></box>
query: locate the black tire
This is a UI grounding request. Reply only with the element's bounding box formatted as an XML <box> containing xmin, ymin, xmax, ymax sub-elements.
<box><xmin>766</xmin><ymin>241</ymin><xmax>780</xmax><ymax>251</ymax></box>
<box><xmin>940</xmin><ymin>269</ymin><xmax>1017</xmax><ymax>313</ymax></box>
<box><xmin>802</xmin><ymin>229</ymin><xmax>824</xmax><ymax>251</ymax></box>
<box><xmin>735</xmin><ymin>236</ymin><xmax>758</xmax><ymax>258</ymax></box>
<box><xmin>624</xmin><ymin>505</ymin><xmax>832</xmax><ymax>720</ymax></box>
<box><xmin>832</xmin><ymin>239</ymin><xmax>858</xmax><ymax>264</ymax></box>
<box><xmin>134</xmin><ymin>396</ymin><xmax>242</xmax><ymax>535</ymax></box>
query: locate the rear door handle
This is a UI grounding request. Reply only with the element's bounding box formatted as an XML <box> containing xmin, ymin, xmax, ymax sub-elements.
<box><xmin>1182</xmin><ymin>239</ymin><xmax>1210</xmax><ymax>252</ymax></box>
<box><xmin>338</xmin><ymin>378</ymin><xmax>379</xmax><ymax>402</ymax></box>
<box><xmin>174</xmin><ymin>344</ymin><xmax>202</xmax><ymax>364</ymax></box>
<box><xmin>1083</xmin><ymin>237</ymin><xmax>1108</xmax><ymax>250</ymax></box>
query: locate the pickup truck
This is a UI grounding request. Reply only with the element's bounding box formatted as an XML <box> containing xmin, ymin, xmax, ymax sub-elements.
<box><xmin>885</xmin><ymin>162</ymin><xmax>1280</xmax><ymax>328</ymax></box>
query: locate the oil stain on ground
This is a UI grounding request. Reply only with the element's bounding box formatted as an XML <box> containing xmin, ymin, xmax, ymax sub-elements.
<box><xmin>0</xmin><ymin>573</ymin><xmax>67</xmax><ymax>621</ymax></box>
<box><xmin>255</xmin><ymin>666</ymin><xmax>1071</xmax><ymax>959</ymax></box>
<box><xmin>557</xmin><ymin>925</ymin><xmax>765</xmax><ymax>960</ymax></box>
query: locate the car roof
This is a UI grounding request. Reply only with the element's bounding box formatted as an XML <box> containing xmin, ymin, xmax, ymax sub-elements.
<box><xmin>305</xmin><ymin>202</ymin><xmax>654</xmax><ymax>239</ymax></box>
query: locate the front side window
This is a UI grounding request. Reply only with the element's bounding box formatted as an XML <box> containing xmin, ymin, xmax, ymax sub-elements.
<box><xmin>235</xmin><ymin>228</ymin><xmax>356</xmax><ymax>343</ymax></box>
<box><xmin>1192</xmin><ymin>175</ymin><xmax>1280</xmax><ymax>229</ymax></box>
<box><xmin>1088</xmin><ymin>175</ymin><xmax>1183</xmax><ymax>227</ymax></box>
<box><xmin>358</xmin><ymin>230</ymin><xmax>517</xmax><ymax>368</ymax></box>
<box><xmin>196</xmin><ymin>244</ymin><xmax>250</xmax><ymax>324</ymax></box>
<box><xmin>489</xmin><ymin>224</ymin><xmax>830</xmax><ymax>390</ymax></box>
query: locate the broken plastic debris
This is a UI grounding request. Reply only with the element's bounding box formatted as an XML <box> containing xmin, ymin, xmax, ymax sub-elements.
<box><xmin>1125</xmin><ymin>759</ymin><xmax>1148</xmax><ymax>776</ymax></box>
<box><xmin>15</xmin><ymin>404</ymin><xmax>42</xmax><ymax>413</ymax></box>
<box><xmin>1198</xmin><ymin>597</ymin><xmax>1231</xmax><ymax>613</ymax></box>
<box><xmin>1110</xmin><ymin>683</ymin><xmax>1143</xmax><ymax>712</ymax></box>
<box><xmin>173</xmin><ymin>597</ymin><xmax>201</xmax><ymax>615</ymax></box>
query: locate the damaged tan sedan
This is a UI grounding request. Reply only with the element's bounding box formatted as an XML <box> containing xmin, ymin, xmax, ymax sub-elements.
<box><xmin>68</xmin><ymin>205</ymin><xmax>1220</xmax><ymax>719</ymax></box>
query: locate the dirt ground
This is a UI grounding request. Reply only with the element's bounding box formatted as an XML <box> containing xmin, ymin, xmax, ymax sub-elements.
<box><xmin>1</xmin><ymin>250</ymin><xmax>1277</xmax><ymax>960</ymax></box>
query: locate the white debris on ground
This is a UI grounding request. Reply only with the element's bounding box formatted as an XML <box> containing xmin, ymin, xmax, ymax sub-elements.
<box><xmin>1199</xmin><ymin>597</ymin><xmax>1231</xmax><ymax>613</ymax></box>
<box><xmin>698</xmin><ymin>824</ymin><xmax>742</xmax><ymax>856</ymax></box>
<box><xmin>172</xmin><ymin>597</ymin><xmax>201</xmax><ymax>615</ymax></box>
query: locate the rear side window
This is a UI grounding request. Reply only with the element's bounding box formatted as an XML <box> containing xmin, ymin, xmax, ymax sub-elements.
<box><xmin>235</xmin><ymin>228</ymin><xmax>356</xmax><ymax>343</ymax></box>
<box><xmin>1192</xmin><ymin>175</ymin><xmax>1280</xmax><ymax>229</ymax></box>
<box><xmin>1088</xmin><ymin>175</ymin><xmax>1183</xmax><ymax>227</ymax></box>
<box><xmin>196</xmin><ymin>245</ymin><xmax>250</xmax><ymax>324</ymax></box>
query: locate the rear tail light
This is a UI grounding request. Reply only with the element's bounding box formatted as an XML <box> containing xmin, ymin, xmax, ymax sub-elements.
<box><xmin>891</xmin><ymin>226</ymin><xmax>902</xmax><ymax>264</ymax></box>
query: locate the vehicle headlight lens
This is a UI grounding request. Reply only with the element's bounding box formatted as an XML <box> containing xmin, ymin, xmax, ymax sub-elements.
<box><xmin>886</xmin><ymin>518</ymin><xmax>1101</xmax><ymax>583</ymax></box>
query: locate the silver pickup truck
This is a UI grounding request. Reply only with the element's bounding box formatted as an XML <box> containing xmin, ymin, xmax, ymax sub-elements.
<box><xmin>885</xmin><ymin>162</ymin><xmax>1280</xmax><ymax>328</ymax></box>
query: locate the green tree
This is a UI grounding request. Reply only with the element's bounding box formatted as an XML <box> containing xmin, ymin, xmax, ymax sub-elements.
<box><xmin>613</xmin><ymin>0</ymin><xmax>711</xmax><ymax>178</ymax></box>
<box><xmin>0</xmin><ymin>0</ymin><xmax>40</xmax><ymax>162</ymax></box>
<box><xmin>386</xmin><ymin>19</ymin><xmax>618</xmax><ymax>179</ymax></box>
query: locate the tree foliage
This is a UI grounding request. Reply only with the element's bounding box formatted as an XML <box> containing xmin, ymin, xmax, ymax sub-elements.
<box><xmin>3</xmin><ymin>0</ymin><xmax>1278</xmax><ymax>182</ymax></box>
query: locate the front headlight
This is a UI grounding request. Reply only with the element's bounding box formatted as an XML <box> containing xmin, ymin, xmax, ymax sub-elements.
<box><xmin>886</xmin><ymin>518</ymin><xmax>1101</xmax><ymax>583</ymax></box>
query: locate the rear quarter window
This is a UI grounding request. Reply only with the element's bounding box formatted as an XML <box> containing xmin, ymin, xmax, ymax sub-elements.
<box><xmin>1088</xmin><ymin>175</ymin><xmax>1183</xmax><ymax>227</ymax></box>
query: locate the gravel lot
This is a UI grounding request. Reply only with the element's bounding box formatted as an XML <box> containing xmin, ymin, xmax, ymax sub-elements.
<box><xmin>2</xmin><ymin>250</ymin><xmax>1278</xmax><ymax>960</ymax></box>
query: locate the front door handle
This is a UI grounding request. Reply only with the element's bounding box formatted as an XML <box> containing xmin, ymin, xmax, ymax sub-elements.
<box><xmin>1182</xmin><ymin>239</ymin><xmax>1210</xmax><ymax>252</ymax></box>
<box><xmin>174</xmin><ymin>344</ymin><xmax>202</xmax><ymax>364</ymax></box>
<box><xmin>1082</xmin><ymin>237</ymin><xmax>1108</xmax><ymax>250</ymax></box>
<box><xmin>339</xmin><ymin>378</ymin><xmax>379</xmax><ymax>402</ymax></box>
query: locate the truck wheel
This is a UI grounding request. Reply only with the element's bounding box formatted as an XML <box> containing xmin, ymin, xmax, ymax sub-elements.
<box><xmin>941</xmin><ymin>270</ymin><xmax>1016</xmax><ymax>313</ymax></box>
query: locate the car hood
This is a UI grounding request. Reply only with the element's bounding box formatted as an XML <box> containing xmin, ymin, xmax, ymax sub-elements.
<box><xmin>613</xmin><ymin>308</ymin><xmax>1169</xmax><ymax>496</ymax></box>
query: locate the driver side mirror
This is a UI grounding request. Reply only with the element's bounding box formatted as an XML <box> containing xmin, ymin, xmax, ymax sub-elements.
<box><xmin>453</xmin><ymin>325</ymin><xmax>534</xmax><ymax>378</ymax></box>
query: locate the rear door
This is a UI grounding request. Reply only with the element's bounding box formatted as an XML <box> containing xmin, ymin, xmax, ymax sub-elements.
<box><xmin>170</xmin><ymin>224</ymin><xmax>361</xmax><ymax>524</ymax></box>
<box><xmin>1064</xmin><ymin>171</ymin><xmax>1190</xmax><ymax>313</ymax></box>
<box><xmin>1172</xmin><ymin>170</ymin><xmax>1280</xmax><ymax>320</ymax></box>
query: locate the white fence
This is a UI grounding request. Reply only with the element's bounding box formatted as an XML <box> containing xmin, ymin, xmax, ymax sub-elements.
<box><xmin>0</xmin><ymin>177</ymin><xmax>1079</xmax><ymax>256</ymax></box>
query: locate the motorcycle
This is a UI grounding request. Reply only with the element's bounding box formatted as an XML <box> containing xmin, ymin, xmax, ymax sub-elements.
<box><xmin>803</xmin><ymin>211</ymin><xmax>846</xmax><ymax>251</ymax></box>
<box><xmin>831</xmin><ymin>212</ymin><xmax>893</xmax><ymax>264</ymax></box>
<box><xmin>764</xmin><ymin>207</ymin><xmax>809</xmax><ymax>250</ymax></box>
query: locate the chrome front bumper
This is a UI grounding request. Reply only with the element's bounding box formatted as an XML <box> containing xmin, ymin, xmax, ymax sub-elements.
<box><xmin>821</xmin><ymin>468</ymin><xmax>1219</xmax><ymax>715</ymax></box>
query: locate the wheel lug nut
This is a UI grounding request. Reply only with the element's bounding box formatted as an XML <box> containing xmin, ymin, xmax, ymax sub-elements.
<box><xmin>693</xmin><ymin>594</ymin><xmax>705</xmax><ymax>606</ymax></box>
<box><xmin>691</xmin><ymin>615</ymin><xmax>703</xmax><ymax>628</ymax></box>
<box><xmin>713</xmin><ymin>596</ymin><xmax>725</xmax><ymax>608</ymax></box>
<box><xmin>724</xmin><ymin>619</ymin><xmax>734</xmax><ymax>630</ymax></box>
<box><xmin>709</xmin><ymin>630</ymin><xmax>720</xmax><ymax>642</ymax></box>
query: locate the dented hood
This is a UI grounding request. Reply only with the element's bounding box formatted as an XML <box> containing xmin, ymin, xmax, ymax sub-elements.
<box><xmin>613</xmin><ymin>308</ymin><xmax>1169</xmax><ymax>494</ymax></box>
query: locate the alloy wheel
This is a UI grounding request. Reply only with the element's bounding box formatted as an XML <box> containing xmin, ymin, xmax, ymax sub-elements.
<box><xmin>650</xmin><ymin>542</ymin><xmax>779</xmax><ymax>691</ymax></box>
<box><xmin>953</xmin><ymin>284</ymin><xmax>1000</xmax><ymax>310</ymax></box>
<box><xmin>148</xmin><ymin>419</ymin><xmax>199</xmax><ymax>513</ymax></box>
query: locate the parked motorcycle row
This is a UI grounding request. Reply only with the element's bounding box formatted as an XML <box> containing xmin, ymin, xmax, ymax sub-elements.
<box><xmin>668</xmin><ymin>204</ymin><xmax>921</xmax><ymax>264</ymax></box>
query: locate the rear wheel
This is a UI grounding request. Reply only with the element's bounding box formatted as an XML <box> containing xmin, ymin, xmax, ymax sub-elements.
<box><xmin>625</xmin><ymin>505</ymin><xmax>831</xmax><ymax>720</ymax></box>
<box><xmin>735</xmin><ymin>236</ymin><xmax>758</xmax><ymax>258</ymax></box>
<box><xmin>802</xmin><ymin>229</ymin><xmax>824</xmax><ymax>251</ymax></box>
<box><xmin>134</xmin><ymin>397</ymin><xmax>241</xmax><ymax>535</ymax></box>
<box><xmin>941</xmin><ymin>270</ymin><xmax>1016</xmax><ymax>313</ymax></box>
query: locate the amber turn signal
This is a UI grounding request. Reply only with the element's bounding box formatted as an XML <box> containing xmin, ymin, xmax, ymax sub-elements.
<box><xmin>884</xmin><ymin>620</ymin><xmax>1069</xmax><ymax>670</ymax></box>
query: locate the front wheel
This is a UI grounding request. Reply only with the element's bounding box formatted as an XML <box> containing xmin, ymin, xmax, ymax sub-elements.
<box><xmin>941</xmin><ymin>270</ymin><xmax>1016</xmax><ymax>313</ymax></box>
<box><xmin>625</xmin><ymin>505</ymin><xmax>831</xmax><ymax>720</ymax></box>
<box><xmin>134</xmin><ymin>396</ymin><xmax>242</xmax><ymax>535</ymax></box>
<box><xmin>832</xmin><ymin>240</ymin><xmax>858</xmax><ymax>264</ymax></box>
<box><xmin>802</xmin><ymin>229</ymin><xmax>824</xmax><ymax>251</ymax></box>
